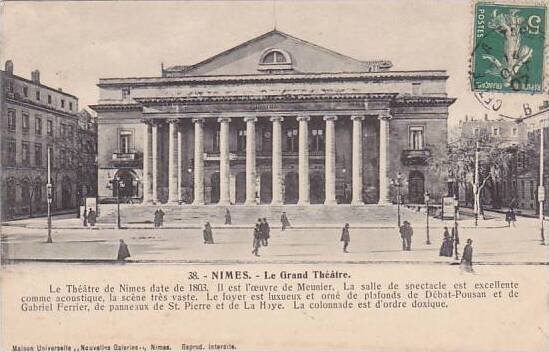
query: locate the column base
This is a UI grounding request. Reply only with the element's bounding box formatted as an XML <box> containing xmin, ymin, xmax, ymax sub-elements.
<box><xmin>324</xmin><ymin>199</ymin><xmax>337</xmax><ymax>206</ymax></box>
<box><xmin>244</xmin><ymin>200</ymin><xmax>257</xmax><ymax>206</ymax></box>
<box><xmin>192</xmin><ymin>201</ymin><xmax>205</xmax><ymax>206</ymax></box>
<box><xmin>167</xmin><ymin>200</ymin><xmax>179</xmax><ymax>205</ymax></box>
<box><xmin>377</xmin><ymin>200</ymin><xmax>391</xmax><ymax>205</ymax></box>
<box><xmin>297</xmin><ymin>201</ymin><xmax>310</xmax><ymax>206</ymax></box>
<box><xmin>270</xmin><ymin>200</ymin><xmax>283</xmax><ymax>206</ymax></box>
<box><xmin>142</xmin><ymin>199</ymin><xmax>154</xmax><ymax>205</ymax></box>
<box><xmin>351</xmin><ymin>200</ymin><xmax>365</xmax><ymax>206</ymax></box>
<box><xmin>218</xmin><ymin>200</ymin><xmax>230</xmax><ymax>206</ymax></box>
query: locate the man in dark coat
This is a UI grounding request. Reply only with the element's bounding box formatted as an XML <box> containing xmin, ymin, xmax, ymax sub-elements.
<box><xmin>252</xmin><ymin>224</ymin><xmax>261</xmax><ymax>256</ymax></box>
<box><xmin>158</xmin><ymin>209</ymin><xmax>165</xmax><ymax>227</ymax></box>
<box><xmin>153</xmin><ymin>209</ymin><xmax>159</xmax><ymax>228</ymax></box>
<box><xmin>262</xmin><ymin>218</ymin><xmax>270</xmax><ymax>246</ymax></box>
<box><xmin>280</xmin><ymin>212</ymin><xmax>290</xmax><ymax>231</ymax></box>
<box><xmin>117</xmin><ymin>239</ymin><xmax>131</xmax><ymax>261</ymax></box>
<box><xmin>399</xmin><ymin>221</ymin><xmax>412</xmax><ymax>251</ymax></box>
<box><xmin>87</xmin><ymin>208</ymin><xmax>97</xmax><ymax>227</ymax></box>
<box><xmin>340</xmin><ymin>223</ymin><xmax>350</xmax><ymax>253</ymax></box>
<box><xmin>225</xmin><ymin>208</ymin><xmax>232</xmax><ymax>225</ymax></box>
<box><xmin>461</xmin><ymin>238</ymin><xmax>474</xmax><ymax>273</ymax></box>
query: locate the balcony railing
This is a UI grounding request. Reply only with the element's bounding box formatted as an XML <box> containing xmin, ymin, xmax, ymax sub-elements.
<box><xmin>112</xmin><ymin>150</ymin><xmax>141</xmax><ymax>162</ymax></box>
<box><xmin>401</xmin><ymin>149</ymin><xmax>431</xmax><ymax>165</ymax></box>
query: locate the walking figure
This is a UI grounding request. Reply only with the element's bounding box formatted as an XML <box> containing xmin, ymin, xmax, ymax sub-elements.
<box><xmin>154</xmin><ymin>209</ymin><xmax>160</xmax><ymax>228</ymax></box>
<box><xmin>439</xmin><ymin>227</ymin><xmax>453</xmax><ymax>257</ymax></box>
<box><xmin>280</xmin><ymin>212</ymin><xmax>291</xmax><ymax>231</ymax></box>
<box><xmin>340</xmin><ymin>223</ymin><xmax>350</xmax><ymax>253</ymax></box>
<box><xmin>261</xmin><ymin>218</ymin><xmax>270</xmax><ymax>246</ymax></box>
<box><xmin>252</xmin><ymin>223</ymin><xmax>261</xmax><ymax>256</ymax></box>
<box><xmin>224</xmin><ymin>208</ymin><xmax>232</xmax><ymax>225</ymax></box>
<box><xmin>203</xmin><ymin>221</ymin><xmax>214</xmax><ymax>244</ymax></box>
<box><xmin>87</xmin><ymin>208</ymin><xmax>97</xmax><ymax>228</ymax></box>
<box><xmin>117</xmin><ymin>239</ymin><xmax>131</xmax><ymax>261</ymax></box>
<box><xmin>82</xmin><ymin>207</ymin><xmax>88</xmax><ymax>227</ymax></box>
<box><xmin>452</xmin><ymin>223</ymin><xmax>460</xmax><ymax>260</ymax></box>
<box><xmin>505</xmin><ymin>208</ymin><xmax>516</xmax><ymax>227</ymax></box>
<box><xmin>460</xmin><ymin>239</ymin><xmax>474</xmax><ymax>273</ymax></box>
<box><xmin>399</xmin><ymin>220</ymin><xmax>413</xmax><ymax>251</ymax></box>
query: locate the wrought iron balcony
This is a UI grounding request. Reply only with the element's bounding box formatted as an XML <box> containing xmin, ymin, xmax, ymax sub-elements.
<box><xmin>401</xmin><ymin>149</ymin><xmax>431</xmax><ymax>165</ymax></box>
<box><xmin>112</xmin><ymin>150</ymin><xmax>141</xmax><ymax>162</ymax></box>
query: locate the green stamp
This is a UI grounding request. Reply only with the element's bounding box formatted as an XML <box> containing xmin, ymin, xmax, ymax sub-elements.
<box><xmin>472</xmin><ymin>2</ymin><xmax>546</xmax><ymax>93</ymax></box>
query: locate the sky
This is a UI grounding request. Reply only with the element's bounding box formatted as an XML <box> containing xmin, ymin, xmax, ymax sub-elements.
<box><xmin>1</xmin><ymin>0</ymin><xmax>547</xmax><ymax>125</ymax></box>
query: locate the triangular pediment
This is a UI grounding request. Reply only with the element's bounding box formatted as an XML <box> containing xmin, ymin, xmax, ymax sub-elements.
<box><xmin>163</xmin><ymin>30</ymin><xmax>391</xmax><ymax>77</ymax></box>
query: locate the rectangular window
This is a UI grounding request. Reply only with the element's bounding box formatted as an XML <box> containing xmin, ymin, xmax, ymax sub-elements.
<box><xmin>409</xmin><ymin>126</ymin><xmax>425</xmax><ymax>150</ymax></box>
<box><xmin>47</xmin><ymin>145</ymin><xmax>54</xmax><ymax>167</ymax></box>
<box><xmin>69</xmin><ymin>125</ymin><xmax>74</xmax><ymax>139</ymax></box>
<box><xmin>35</xmin><ymin>143</ymin><xmax>42</xmax><ymax>167</ymax></box>
<box><xmin>311</xmin><ymin>128</ymin><xmax>324</xmax><ymax>152</ymax></box>
<box><xmin>7</xmin><ymin>109</ymin><xmax>16</xmax><ymax>131</ymax></box>
<box><xmin>22</xmin><ymin>142</ymin><xmax>30</xmax><ymax>165</ymax></box>
<box><xmin>7</xmin><ymin>80</ymin><xmax>14</xmax><ymax>93</ymax></box>
<box><xmin>122</xmin><ymin>88</ymin><xmax>131</xmax><ymax>99</ymax></box>
<box><xmin>521</xmin><ymin>180</ymin><xmax>525</xmax><ymax>199</ymax></box>
<box><xmin>36</xmin><ymin>90</ymin><xmax>40</xmax><ymax>101</ymax></box>
<box><xmin>411</xmin><ymin>82</ymin><xmax>421</xmax><ymax>95</ymax></box>
<box><xmin>492</xmin><ymin>127</ymin><xmax>500</xmax><ymax>136</ymax></box>
<box><xmin>61</xmin><ymin>124</ymin><xmax>67</xmax><ymax>138</ymax></box>
<box><xmin>512</xmin><ymin>127</ymin><xmax>518</xmax><ymax>136</ymax></box>
<box><xmin>23</xmin><ymin>86</ymin><xmax>28</xmax><ymax>97</ymax></box>
<box><xmin>286</xmin><ymin>128</ymin><xmax>298</xmax><ymax>152</ymax></box>
<box><xmin>35</xmin><ymin>116</ymin><xmax>42</xmax><ymax>135</ymax></box>
<box><xmin>22</xmin><ymin>112</ymin><xmax>30</xmax><ymax>132</ymax></box>
<box><xmin>48</xmin><ymin>95</ymin><xmax>52</xmax><ymax>104</ymax></box>
<box><xmin>530</xmin><ymin>181</ymin><xmax>535</xmax><ymax>200</ymax></box>
<box><xmin>6</xmin><ymin>139</ymin><xmax>16</xmax><ymax>165</ymax></box>
<box><xmin>69</xmin><ymin>102</ymin><xmax>73</xmax><ymax>111</ymax></box>
<box><xmin>213</xmin><ymin>130</ymin><xmax>220</xmax><ymax>153</ymax></box>
<box><xmin>47</xmin><ymin>120</ymin><xmax>53</xmax><ymax>136</ymax></box>
<box><xmin>119</xmin><ymin>130</ymin><xmax>133</xmax><ymax>153</ymax></box>
<box><xmin>60</xmin><ymin>149</ymin><xmax>66</xmax><ymax>168</ymax></box>
<box><xmin>61</xmin><ymin>99</ymin><xmax>65</xmax><ymax>108</ymax></box>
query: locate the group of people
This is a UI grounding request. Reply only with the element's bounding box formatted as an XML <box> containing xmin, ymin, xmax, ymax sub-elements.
<box><xmin>505</xmin><ymin>208</ymin><xmax>517</xmax><ymax>227</ymax></box>
<box><xmin>82</xmin><ymin>208</ymin><xmax>97</xmax><ymax>228</ymax></box>
<box><xmin>439</xmin><ymin>225</ymin><xmax>459</xmax><ymax>258</ymax></box>
<box><xmin>153</xmin><ymin>209</ymin><xmax>165</xmax><ymax>228</ymax></box>
<box><xmin>252</xmin><ymin>218</ymin><xmax>271</xmax><ymax>256</ymax></box>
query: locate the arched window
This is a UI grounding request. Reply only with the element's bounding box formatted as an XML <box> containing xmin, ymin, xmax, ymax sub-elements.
<box><xmin>258</xmin><ymin>49</ymin><xmax>292</xmax><ymax>71</ymax></box>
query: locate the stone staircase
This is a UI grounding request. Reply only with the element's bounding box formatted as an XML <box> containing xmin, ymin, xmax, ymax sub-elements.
<box><xmin>97</xmin><ymin>204</ymin><xmax>425</xmax><ymax>226</ymax></box>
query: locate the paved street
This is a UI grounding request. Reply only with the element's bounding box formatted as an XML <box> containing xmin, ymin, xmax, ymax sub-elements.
<box><xmin>1</xmin><ymin>210</ymin><xmax>547</xmax><ymax>264</ymax></box>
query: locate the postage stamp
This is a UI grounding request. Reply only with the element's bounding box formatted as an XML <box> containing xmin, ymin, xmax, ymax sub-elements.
<box><xmin>472</xmin><ymin>2</ymin><xmax>546</xmax><ymax>93</ymax></box>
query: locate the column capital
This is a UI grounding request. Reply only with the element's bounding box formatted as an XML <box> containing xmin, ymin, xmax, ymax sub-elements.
<box><xmin>192</xmin><ymin>117</ymin><xmax>205</xmax><ymax>124</ymax></box>
<box><xmin>167</xmin><ymin>118</ymin><xmax>180</xmax><ymax>124</ymax></box>
<box><xmin>217</xmin><ymin>117</ymin><xmax>232</xmax><ymax>123</ymax></box>
<box><xmin>378</xmin><ymin>110</ymin><xmax>392</xmax><ymax>121</ymax></box>
<box><xmin>296</xmin><ymin>115</ymin><xmax>310</xmax><ymax>122</ymax></box>
<box><xmin>351</xmin><ymin>115</ymin><xmax>366</xmax><ymax>121</ymax></box>
<box><xmin>269</xmin><ymin>116</ymin><xmax>284</xmax><ymax>122</ymax></box>
<box><xmin>244</xmin><ymin>116</ymin><xmax>258</xmax><ymax>123</ymax></box>
<box><xmin>323</xmin><ymin>115</ymin><xmax>338</xmax><ymax>122</ymax></box>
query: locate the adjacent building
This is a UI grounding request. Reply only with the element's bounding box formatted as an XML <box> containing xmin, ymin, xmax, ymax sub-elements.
<box><xmin>91</xmin><ymin>30</ymin><xmax>455</xmax><ymax>206</ymax></box>
<box><xmin>0</xmin><ymin>61</ymin><xmax>97</xmax><ymax>220</ymax></box>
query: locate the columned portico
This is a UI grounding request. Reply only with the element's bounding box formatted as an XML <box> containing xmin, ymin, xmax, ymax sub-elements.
<box><xmin>378</xmin><ymin>113</ymin><xmax>391</xmax><ymax>204</ymax></box>
<box><xmin>244</xmin><ymin>116</ymin><xmax>257</xmax><ymax>205</ymax></box>
<box><xmin>142</xmin><ymin>121</ymin><xmax>153</xmax><ymax>203</ymax></box>
<box><xmin>324</xmin><ymin>115</ymin><xmax>337</xmax><ymax>205</ymax></box>
<box><xmin>351</xmin><ymin>115</ymin><xmax>365</xmax><ymax>205</ymax></box>
<box><xmin>297</xmin><ymin>115</ymin><xmax>310</xmax><ymax>205</ymax></box>
<box><xmin>177</xmin><ymin>124</ymin><xmax>184</xmax><ymax>203</ymax></box>
<box><xmin>218</xmin><ymin>117</ymin><xmax>231</xmax><ymax>205</ymax></box>
<box><xmin>168</xmin><ymin>119</ymin><xmax>179</xmax><ymax>203</ymax></box>
<box><xmin>270</xmin><ymin>116</ymin><xmax>284</xmax><ymax>205</ymax></box>
<box><xmin>151</xmin><ymin>121</ymin><xmax>159</xmax><ymax>204</ymax></box>
<box><xmin>193</xmin><ymin>117</ymin><xmax>205</xmax><ymax>205</ymax></box>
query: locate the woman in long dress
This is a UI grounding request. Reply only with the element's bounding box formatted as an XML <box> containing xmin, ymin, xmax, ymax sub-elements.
<box><xmin>252</xmin><ymin>224</ymin><xmax>261</xmax><ymax>256</ymax></box>
<box><xmin>280</xmin><ymin>212</ymin><xmax>291</xmax><ymax>231</ymax></box>
<box><xmin>203</xmin><ymin>222</ymin><xmax>214</xmax><ymax>244</ymax></box>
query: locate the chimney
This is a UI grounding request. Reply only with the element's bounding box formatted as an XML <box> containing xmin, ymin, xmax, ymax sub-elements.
<box><xmin>31</xmin><ymin>70</ymin><xmax>40</xmax><ymax>84</ymax></box>
<box><xmin>4</xmin><ymin>60</ymin><xmax>13</xmax><ymax>75</ymax></box>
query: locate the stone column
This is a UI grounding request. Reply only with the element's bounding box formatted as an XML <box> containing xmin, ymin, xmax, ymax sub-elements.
<box><xmin>270</xmin><ymin>116</ymin><xmax>284</xmax><ymax>205</ymax></box>
<box><xmin>218</xmin><ymin>117</ymin><xmax>231</xmax><ymax>205</ymax></box>
<box><xmin>142</xmin><ymin>121</ymin><xmax>153</xmax><ymax>203</ymax></box>
<box><xmin>177</xmin><ymin>123</ymin><xmax>184</xmax><ymax>203</ymax></box>
<box><xmin>168</xmin><ymin>119</ymin><xmax>179</xmax><ymax>203</ymax></box>
<box><xmin>244</xmin><ymin>116</ymin><xmax>257</xmax><ymax>205</ymax></box>
<box><xmin>193</xmin><ymin>118</ymin><xmax>205</xmax><ymax>205</ymax></box>
<box><xmin>378</xmin><ymin>113</ymin><xmax>391</xmax><ymax>204</ymax></box>
<box><xmin>324</xmin><ymin>115</ymin><xmax>337</xmax><ymax>205</ymax></box>
<box><xmin>297</xmin><ymin>115</ymin><xmax>310</xmax><ymax>205</ymax></box>
<box><xmin>351</xmin><ymin>115</ymin><xmax>365</xmax><ymax>205</ymax></box>
<box><xmin>151</xmin><ymin>121</ymin><xmax>159</xmax><ymax>204</ymax></box>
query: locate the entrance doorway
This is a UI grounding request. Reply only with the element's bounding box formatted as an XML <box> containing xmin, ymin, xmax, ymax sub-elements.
<box><xmin>310</xmin><ymin>173</ymin><xmax>325</xmax><ymax>204</ymax></box>
<box><xmin>260</xmin><ymin>172</ymin><xmax>272</xmax><ymax>204</ymax></box>
<box><xmin>284</xmin><ymin>172</ymin><xmax>298</xmax><ymax>204</ymax></box>
<box><xmin>408</xmin><ymin>171</ymin><xmax>425</xmax><ymax>204</ymax></box>
<box><xmin>210</xmin><ymin>172</ymin><xmax>220</xmax><ymax>204</ymax></box>
<box><xmin>235</xmin><ymin>172</ymin><xmax>246</xmax><ymax>204</ymax></box>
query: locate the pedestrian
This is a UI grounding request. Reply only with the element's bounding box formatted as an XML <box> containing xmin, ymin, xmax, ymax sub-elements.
<box><xmin>158</xmin><ymin>208</ymin><xmax>165</xmax><ymax>227</ymax></box>
<box><xmin>439</xmin><ymin>227</ymin><xmax>452</xmax><ymax>257</ymax></box>
<box><xmin>505</xmin><ymin>208</ymin><xmax>516</xmax><ymax>227</ymax></box>
<box><xmin>203</xmin><ymin>221</ymin><xmax>214</xmax><ymax>244</ymax></box>
<box><xmin>262</xmin><ymin>218</ymin><xmax>270</xmax><ymax>246</ymax></box>
<box><xmin>153</xmin><ymin>209</ymin><xmax>159</xmax><ymax>228</ymax></box>
<box><xmin>225</xmin><ymin>208</ymin><xmax>232</xmax><ymax>225</ymax></box>
<box><xmin>82</xmin><ymin>207</ymin><xmax>88</xmax><ymax>227</ymax></box>
<box><xmin>399</xmin><ymin>220</ymin><xmax>412</xmax><ymax>251</ymax></box>
<box><xmin>452</xmin><ymin>223</ymin><xmax>460</xmax><ymax>260</ymax></box>
<box><xmin>280</xmin><ymin>212</ymin><xmax>291</xmax><ymax>231</ymax></box>
<box><xmin>252</xmin><ymin>223</ymin><xmax>261</xmax><ymax>257</ymax></box>
<box><xmin>117</xmin><ymin>239</ymin><xmax>131</xmax><ymax>261</ymax></box>
<box><xmin>340</xmin><ymin>223</ymin><xmax>350</xmax><ymax>253</ymax></box>
<box><xmin>87</xmin><ymin>208</ymin><xmax>96</xmax><ymax>228</ymax></box>
<box><xmin>460</xmin><ymin>238</ymin><xmax>474</xmax><ymax>273</ymax></box>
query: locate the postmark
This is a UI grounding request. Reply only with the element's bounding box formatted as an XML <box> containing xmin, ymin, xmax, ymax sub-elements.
<box><xmin>472</xmin><ymin>2</ymin><xmax>546</xmax><ymax>93</ymax></box>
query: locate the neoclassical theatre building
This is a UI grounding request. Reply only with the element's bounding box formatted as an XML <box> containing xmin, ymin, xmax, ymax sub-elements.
<box><xmin>91</xmin><ymin>30</ymin><xmax>455</xmax><ymax>206</ymax></box>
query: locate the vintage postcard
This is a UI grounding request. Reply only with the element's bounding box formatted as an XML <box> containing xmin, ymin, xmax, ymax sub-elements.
<box><xmin>0</xmin><ymin>0</ymin><xmax>548</xmax><ymax>351</ymax></box>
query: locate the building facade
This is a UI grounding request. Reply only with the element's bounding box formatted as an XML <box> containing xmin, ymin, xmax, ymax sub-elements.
<box><xmin>91</xmin><ymin>30</ymin><xmax>455</xmax><ymax>206</ymax></box>
<box><xmin>0</xmin><ymin>61</ymin><xmax>96</xmax><ymax>220</ymax></box>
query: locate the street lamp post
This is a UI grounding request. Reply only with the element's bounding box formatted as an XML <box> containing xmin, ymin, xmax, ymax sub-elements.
<box><xmin>110</xmin><ymin>175</ymin><xmax>124</xmax><ymax>229</ymax></box>
<box><xmin>453</xmin><ymin>195</ymin><xmax>459</xmax><ymax>260</ymax></box>
<box><xmin>391</xmin><ymin>172</ymin><xmax>403</xmax><ymax>227</ymax></box>
<box><xmin>538</xmin><ymin>120</ymin><xmax>546</xmax><ymax>245</ymax></box>
<box><xmin>46</xmin><ymin>147</ymin><xmax>53</xmax><ymax>243</ymax></box>
<box><xmin>424</xmin><ymin>192</ymin><xmax>431</xmax><ymax>245</ymax></box>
